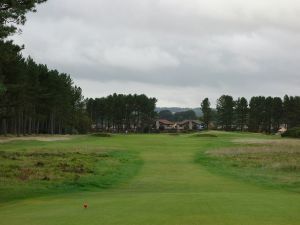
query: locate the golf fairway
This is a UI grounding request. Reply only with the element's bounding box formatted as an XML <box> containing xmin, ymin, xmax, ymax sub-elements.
<box><xmin>0</xmin><ymin>133</ymin><xmax>299</xmax><ymax>225</ymax></box>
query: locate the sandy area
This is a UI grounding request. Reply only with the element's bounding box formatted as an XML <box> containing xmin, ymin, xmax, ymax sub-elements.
<box><xmin>0</xmin><ymin>135</ymin><xmax>72</xmax><ymax>143</ymax></box>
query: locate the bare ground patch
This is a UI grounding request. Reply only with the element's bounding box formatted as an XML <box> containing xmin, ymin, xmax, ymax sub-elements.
<box><xmin>0</xmin><ymin>135</ymin><xmax>72</xmax><ymax>143</ymax></box>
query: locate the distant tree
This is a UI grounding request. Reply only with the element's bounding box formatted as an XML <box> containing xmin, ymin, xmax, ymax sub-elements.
<box><xmin>86</xmin><ymin>94</ymin><xmax>157</xmax><ymax>133</ymax></box>
<box><xmin>283</xmin><ymin>95</ymin><xmax>292</xmax><ymax>129</ymax></box>
<box><xmin>283</xmin><ymin>95</ymin><xmax>300</xmax><ymax>129</ymax></box>
<box><xmin>173</xmin><ymin>110</ymin><xmax>197</xmax><ymax>121</ymax></box>
<box><xmin>158</xmin><ymin>110</ymin><xmax>173</xmax><ymax>121</ymax></box>
<box><xmin>216</xmin><ymin>95</ymin><xmax>234</xmax><ymax>130</ymax></box>
<box><xmin>234</xmin><ymin>97</ymin><xmax>248</xmax><ymax>131</ymax></box>
<box><xmin>210</xmin><ymin>94</ymin><xmax>299</xmax><ymax>133</ymax></box>
<box><xmin>248</xmin><ymin>96</ymin><xmax>266</xmax><ymax>132</ymax></box>
<box><xmin>263</xmin><ymin>97</ymin><xmax>273</xmax><ymax>133</ymax></box>
<box><xmin>201</xmin><ymin>98</ymin><xmax>211</xmax><ymax>129</ymax></box>
<box><xmin>271</xmin><ymin>97</ymin><xmax>283</xmax><ymax>132</ymax></box>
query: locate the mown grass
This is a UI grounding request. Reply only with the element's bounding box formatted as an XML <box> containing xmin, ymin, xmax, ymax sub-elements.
<box><xmin>197</xmin><ymin>136</ymin><xmax>300</xmax><ymax>192</ymax></box>
<box><xmin>0</xmin><ymin>136</ymin><xmax>142</xmax><ymax>202</ymax></box>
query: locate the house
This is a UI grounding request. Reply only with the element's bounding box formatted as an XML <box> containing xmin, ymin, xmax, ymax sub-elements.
<box><xmin>277</xmin><ymin>124</ymin><xmax>287</xmax><ymax>134</ymax></box>
<box><xmin>176</xmin><ymin>120</ymin><xmax>204</xmax><ymax>131</ymax></box>
<box><xmin>155</xmin><ymin>119</ymin><xmax>204</xmax><ymax>131</ymax></box>
<box><xmin>156</xmin><ymin>119</ymin><xmax>176</xmax><ymax>130</ymax></box>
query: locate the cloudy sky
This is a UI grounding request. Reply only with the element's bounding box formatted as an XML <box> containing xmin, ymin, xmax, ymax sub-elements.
<box><xmin>13</xmin><ymin>0</ymin><xmax>300</xmax><ymax>107</ymax></box>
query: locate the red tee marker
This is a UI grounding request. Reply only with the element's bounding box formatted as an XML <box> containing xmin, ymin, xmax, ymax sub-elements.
<box><xmin>83</xmin><ymin>203</ymin><xmax>88</xmax><ymax>209</ymax></box>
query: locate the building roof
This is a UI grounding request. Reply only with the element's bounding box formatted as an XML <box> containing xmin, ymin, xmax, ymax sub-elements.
<box><xmin>278</xmin><ymin>127</ymin><xmax>287</xmax><ymax>132</ymax></box>
<box><xmin>157</xmin><ymin>119</ymin><xmax>175</xmax><ymax>125</ymax></box>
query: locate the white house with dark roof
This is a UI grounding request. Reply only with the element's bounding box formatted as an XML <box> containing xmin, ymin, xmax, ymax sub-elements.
<box><xmin>155</xmin><ymin>119</ymin><xmax>204</xmax><ymax>131</ymax></box>
<box><xmin>156</xmin><ymin>119</ymin><xmax>176</xmax><ymax>130</ymax></box>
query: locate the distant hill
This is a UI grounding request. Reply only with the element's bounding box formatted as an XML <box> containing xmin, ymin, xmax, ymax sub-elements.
<box><xmin>156</xmin><ymin>107</ymin><xmax>203</xmax><ymax>117</ymax></box>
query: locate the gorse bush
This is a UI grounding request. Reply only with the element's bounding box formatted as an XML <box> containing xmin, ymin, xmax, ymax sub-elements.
<box><xmin>282</xmin><ymin>127</ymin><xmax>300</xmax><ymax>138</ymax></box>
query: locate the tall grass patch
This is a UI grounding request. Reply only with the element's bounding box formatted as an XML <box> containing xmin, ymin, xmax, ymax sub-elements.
<box><xmin>197</xmin><ymin>140</ymin><xmax>300</xmax><ymax>192</ymax></box>
<box><xmin>0</xmin><ymin>147</ymin><xmax>142</xmax><ymax>202</ymax></box>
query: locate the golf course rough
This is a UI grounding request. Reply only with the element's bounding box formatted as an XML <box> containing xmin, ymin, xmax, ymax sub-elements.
<box><xmin>0</xmin><ymin>132</ymin><xmax>299</xmax><ymax>225</ymax></box>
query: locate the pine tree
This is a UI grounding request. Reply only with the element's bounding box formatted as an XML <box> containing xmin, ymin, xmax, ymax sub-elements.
<box><xmin>216</xmin><ymin>95</ymin><xmax>234</xmax><ymax>131</ymax></box>
<box><xmin>234</xmin><ymin>97</ymin><xmax>248</xmax><ymax>131</ymax></box>
<box><xmin>201</xmin><ymin>98</ymin><xmax>212</xmax><ymax>129</ymax></box>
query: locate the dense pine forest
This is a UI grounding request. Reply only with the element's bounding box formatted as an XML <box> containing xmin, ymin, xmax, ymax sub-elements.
<box><xmin>0</xmin><ymin>0</ymin><xmax>90</xmax><ymax>135</ymax></box>
<box><xmin>86</xmin><ymin>94</ymin><xmax>157</xmax><ymax>132</ymax></box>
<box><xmin>0</xmin><ymin>55</ymin><xmax>90</xmax><ymax>135</ymax></box>
<box><xmin>201</xmin><ymin>95</ymin><xmax>300</xmax><ymax>133</ymax></box>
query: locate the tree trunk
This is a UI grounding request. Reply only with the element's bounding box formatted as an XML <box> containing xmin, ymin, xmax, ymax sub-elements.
<box><xmin>36</xmin><ymin>120</ymin><xmax>40</xmax><ymax>134</ymax></box>
<box><xmin>2</xmin><ymin>118</ymin><xmax>7</xmax><ymax>136</ymax></box>
<box><xmin>17</xmin><ymin>111</ymin><xmax>21</xmax><ymax>137</ymax></box>
<box><xmin>28</xmin><ymin>117</ymin><xmax>32</xmax><ymax>135</ymax></box>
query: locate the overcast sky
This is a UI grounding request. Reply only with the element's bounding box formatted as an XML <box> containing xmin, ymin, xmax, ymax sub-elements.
<box><xmin>13</xmin><ymin>0</ymin><xmax>300</xmax><ymax>107</ymax></box>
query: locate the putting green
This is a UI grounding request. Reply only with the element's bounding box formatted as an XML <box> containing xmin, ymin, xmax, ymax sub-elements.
<box><xmin>0</xmin><ymin>133</ymin><xmax>299</xmax><ymax>225</ymax></box>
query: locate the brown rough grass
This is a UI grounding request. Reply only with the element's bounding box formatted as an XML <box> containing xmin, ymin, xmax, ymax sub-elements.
<box><xmin>208</xmin><ymin>139</ymin><xmax>300</xmax><ymax>172</ymax></box>
<box><xmin>232</xmin><ymin>137</ymin><xmax>300</xmax><ymax>145</ymax></box>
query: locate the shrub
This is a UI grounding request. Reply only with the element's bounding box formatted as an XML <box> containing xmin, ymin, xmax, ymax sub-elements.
<box><xmin>281</xmin><ymin>127</ymin><xmax>300</xmax><ymax>138</ymax></box>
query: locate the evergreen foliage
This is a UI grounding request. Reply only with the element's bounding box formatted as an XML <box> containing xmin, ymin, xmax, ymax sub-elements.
<box><xmin>0</xmin><ymin>0</ymin><xmax>89</xmax><ymax>135</ymax></box>
<box><xmin>209</xmin><ymin>95</ymin><xmax>300</xmax><ymax>133</ymax></box>
<box><xmin>201</xmin><ymin>98</ymin><xmax>212</xmax><ymax>129</ymax></box>
<box><xmin>0</xmin><ymin>56</ymin><xmax>89</xmax><ymax>134</ymax></box>
<box><xmin>86</xmin><ymin>94</ymin><xmax>157</xmax><ymax>133</ymax></box>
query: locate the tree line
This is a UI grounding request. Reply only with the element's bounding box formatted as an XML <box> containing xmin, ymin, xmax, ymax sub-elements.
<box><xmin>0</xmin><ymin>56</ymin><xmax>90</xmax><ymax>135</ymax></box>
<box><xmin>86</xmin><ymin>94</ymin><xmax>157</xmax><ymax>132</ymax></box>
<box><xmin>201</xmin><ymin>95</ymin><xmax>300</xmax><ymax>133</ymax></box>
<box><xmin>0</xmin><ymin>0</ymin><xmax>90</xmax><ymax>135</ymax></box>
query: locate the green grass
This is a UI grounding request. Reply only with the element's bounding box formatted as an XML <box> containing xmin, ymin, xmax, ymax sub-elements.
<box><xmin>0</xmin><ymin>132</ymin><xmax>300</xmax><ymax>225</ymax></box>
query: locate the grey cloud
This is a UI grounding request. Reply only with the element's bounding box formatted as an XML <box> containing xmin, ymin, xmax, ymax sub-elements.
<box><xmin>12</xmin><ymin>0</ymin><xmax>300</xmax><ymax>106</ymax></box>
